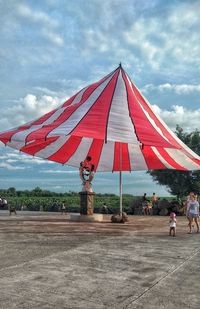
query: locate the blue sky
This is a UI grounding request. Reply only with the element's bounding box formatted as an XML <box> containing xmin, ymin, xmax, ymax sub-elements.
<box><xmin>0</xmin><ymin>0</ymin><xmax>199</xmax><ymax>196</ymax></box>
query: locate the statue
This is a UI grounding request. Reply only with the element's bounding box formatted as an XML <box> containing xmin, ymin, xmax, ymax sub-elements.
<box><xmin>79</xmin><ymin>156</ymin><xmax>95</xmax><ymax>192</ymax></box>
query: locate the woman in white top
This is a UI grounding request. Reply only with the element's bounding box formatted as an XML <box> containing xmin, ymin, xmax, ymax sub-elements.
<box><xmin>187</xmin><ymin>195</ymin><xmax>199</xmax><ymax>233</ymax></box>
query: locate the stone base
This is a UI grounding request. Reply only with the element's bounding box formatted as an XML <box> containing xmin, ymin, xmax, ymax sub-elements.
<box><xmin>79</xmin><ymin>191</ymin><xmax>95</xmax><ymax>215</ymax></box>
<box><xmin>69</xmin><ymin>214</ymin><xmax>104</xmax><ymax>222</ymax></box>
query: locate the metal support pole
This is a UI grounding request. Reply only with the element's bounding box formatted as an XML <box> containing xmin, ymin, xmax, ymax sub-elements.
<box><xmin>119</xmin><ymin>143</ymin><xmax>123</xmax><ymax>216</ymax></box>
<box><xmin>119</xmin><ymin>170</ymin><xmax>122</xmax><ymax>216</ymax></box>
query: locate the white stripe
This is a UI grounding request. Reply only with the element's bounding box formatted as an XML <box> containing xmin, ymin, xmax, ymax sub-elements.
<box><xmin>42</xmin><ymin>107</ymin><xmax>66</xmax><ymax>125</ymax></box>
<box><xmin>48</xmin><ymin>72</ymin><xmax>116</xmax><ymax>138</ymax></box>
<box><xmin>166</xmin><ymin>149</ymin><xmax>200</xmax><ymax>170</ymax></box>
<box><xmin>70</xmin><ymin>86</ymin><xmax>89</xmax><ymax>106</ymax></box>
<box><xmin>127</xmin><ymin>75</ymin><xmax>171</xmax><ymax>144</ymax></box>
<box><xmin>96</xmin><ymin>141</ymin><xmax>115</xmax><ymax>171</ymax></box>
<box><xmin>134</xmin><ymin>82</ymin><xmax>200</xmax><ymax>160</ymax></box>
<box><xmin>151</xmin><ymin>147</ymin><xmax>175</xmax><ymax>169</ymax></box>
<box><xmin>35</xmin><ymin>136</ymin><xmax>70</xmax><ymax>158</ymax></box>
<box><xmin>10</xmin><ymin>108</ymin><xmax>67</xmax><ymax>142</ymax></box>
<box><xmin>65</xmin><ymin>137</ymin><xmax>93</xmax><ymax>166</ymax></box>
<box><xmin>11</xmin><ymin>125</ymin><xmax>41</xmax><ymax>143</ymax></box>
<box><xmin>106</xmin><ymin>71</ymin><xmax>139</xmax><ymax>144</ymax></box>
<box><xmin>6</xmin><ymin>141</ymin><xmax>26</xmax><ymax>150</ymax></box>
<box><xmin>128</xmin><ymin>144</ymin><xmax>148</xmax><ymax>170</ymax></box>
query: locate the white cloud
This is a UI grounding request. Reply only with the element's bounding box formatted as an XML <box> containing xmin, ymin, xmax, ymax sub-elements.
<box><xmin>152</xmin><ymin>104</ymin><xmax>200</xmax><ymax>132</ymax></box>
<box><xmin>122</xmin><ymin>2</ymin><xmax>200</xmax><ymax>71</ymax></box>
<box><xmin>0</xmin><ymin>146</ymin><xmax>53</xmax><ymax>167</ymax></box>
<box><xmin>0</xmin><ymin>94</ymin><xmax>64</xmax><ymax>130</ymax></box>
<box><xmin>0</xmin><ymin>162</ymin><xmax>25</xmax><ymax>170</ymax></box>
<box><xmin>17</xmin><ymin>4</ymin><xmax>58</xmax><ymax>28</ymax></box>
<box><xmin>41</xmin><ymin>170</ymin><xmax>78</xmax><ymax>174</ymax></box>
<box><xmin>142</xmin><ymin>83</ymin><xmax>200</xmax><ymax>94</ymax></box>
<box><xmin>17</xmin><ymin>4</ymin><xmax>64</xmax><ymax>46</ymax></box>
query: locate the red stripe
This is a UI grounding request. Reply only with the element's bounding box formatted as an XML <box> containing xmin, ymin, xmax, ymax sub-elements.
<box><xmin>20</xmin><ymin>137</ymin><xmax>59</xmax><ymax>156</ymax></box>
<box><xmin>86</xmin><ymin>139</ymin><xmax>104</xmax><ymax>172</ymax></box>
<box><xmin>0</xmin><ymin>129</ymin><xmax>21</xmax><ymax>144</ymax></box>
<box><xmin>61</xmin><ymin>69</ymin><xmax>117</xmax><ymax>108</ymax></box>
<box><xmin>30</xmin><ymin>109</ymin><xmax>57</xmax><ymax>126</ymax></box>
<box><xmin>130</xmin><ymin>79</ymin><xmax>181</xmax><ymax>148</ymax></box>
<box><xmin>71</xmin><ymin>70</ymin><xmax>119</xmax><ymax>139</ymax></box>
<box><xmin>113</xmin><ymin>142</ymin><xmax>131</xmax><ymax>171</ymax></box>
<box><xmin>141</xmin><ymin>146</ymin><xmax>166</xmax><ymax>170</ymax></box>
<box><xmin>192</xmin><ymin>158</ymin><xmax>200</xmax><ymax>165</ymax></box>
<box><xmin>62</xmin><ymin>93</ymin><xmax>79</xmax><ymax>107</ymax></box>
<box><xmin>122</xmin><ymin>70</ymin><xmax>174</xmax><ymax>148</ymax></box>
<box><xmin>155</xmin><ymin>148</ymin><xmax>187</xmax><ymax>170</ymax></box>
<box><xmin>47</xmin><ymin>135</ymin><xmax>82</xmax><ymax>164</ymax></box>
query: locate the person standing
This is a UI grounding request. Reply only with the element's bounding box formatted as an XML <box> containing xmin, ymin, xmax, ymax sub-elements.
<box><xmin>185</xmin><ymin>192</ymin><xmax>195</xmax><ymax>225</ymax></box>
<box><xmin>61</xmin><ymin>202</ymin><xmax>67</xmax><ymax>215</ymax></box>
<box><xmin>142</xmin><ymin>193</ymin><xmax>149</xmax><ymax>215</ymax></box>
<box><xmin>151</xmin><ymin>193</ymin><xmax>158</xmax><ymax>208</ymax></box>
<box><xmin>169</xmin><ymin>212</ymin><xmax>177</xmax><ymax>237</ymax></box>
<box><xmin>187</xmin><ymin>194</ymin><xmax>199</xmax><ymax>233</ymax></box>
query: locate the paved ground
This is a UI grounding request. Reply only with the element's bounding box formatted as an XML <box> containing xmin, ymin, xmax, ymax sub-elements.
<box><xmin>0</xmin><ymin>211</ymin><xmax>200</xmax><ymax>309</ymax></box>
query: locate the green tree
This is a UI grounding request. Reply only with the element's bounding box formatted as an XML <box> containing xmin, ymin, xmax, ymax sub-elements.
<box><xmin>7</xmin><ymin>187</ymin><xmax>17</xmax><ymax>196</ymax></box>
<box><xmin>148</xmin><ymin>126</ymin><xmax>200</xmax><ymax>198</ymax></box>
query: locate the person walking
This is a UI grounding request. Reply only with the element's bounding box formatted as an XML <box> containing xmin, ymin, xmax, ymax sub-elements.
<box><xmin>187</xmin><ymin>194</ymin><xmax>199</xmax><ymax>233</ymax></box>
<box><xmin>185</xmin><ymin>192</ymin><xmax>195</xmax><ymax>226</ymax></box>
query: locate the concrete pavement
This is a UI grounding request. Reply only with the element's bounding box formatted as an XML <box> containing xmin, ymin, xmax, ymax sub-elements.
<box><xmin>0</xmin><ymin>212</ymin><xmax>199</xmax><ymax>309</ymax></box>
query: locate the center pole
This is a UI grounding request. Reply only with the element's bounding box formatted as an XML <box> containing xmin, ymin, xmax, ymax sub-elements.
<box><xmin>119</xmin><ymin>143</ymin><xmax>123</xmax><ymax>216</ymax></box>
<box><xmin>119</xmin><ymin>170</ymin><xmax>122</xmax><ymax>216</ymax></box>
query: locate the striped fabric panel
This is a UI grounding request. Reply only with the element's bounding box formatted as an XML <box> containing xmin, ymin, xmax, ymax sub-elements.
<box><xmin>30</xmin><ymin>109</ymin><xmax>58</xmax><ymax>126</ymax></box>
<box><xmin>151</xmin><ymin>147</ymin><xmax>182</xmax><ymax>170</ymax></box>
<box><xmin>62</xmin><ymin>67</ymin><xmax>118</xmax><ymax>108</ymax></box>
<box><xmin>165</xmin><ymin>148</ymin><xmax>200</xmax><ymax>170</ymax></box>
<box><xmin>141</xmin><ymin>146</ymin><xmax>167</xmax><ymax>170</ymax></box>
<box><xmin>128</xmin><ymin>144</ymin><xmax>148</xmax><ymax>170</ymax></box>
<box><xmin>34</xmin><ymin>136</ymin><xmax>70</xmax><ymax>158</ymax></box>
<box><xmin>71</xmin><ymin>69</ymin><xmax>119</xmax><ymax>140</ymax></box>
<box><xmin>65</xmin><ymin>137</ymin><xmax>93</xmax><ymax>167</ymax></box>
<box><xmin>106</xmin><ymin>70</ymin><xmax>139</xmax><ymax>144</ymax></box>
<box><xmin>86</xmin><ymin>139</ymin><xmax>104</xmax><ymax>172</ymax></box>
<box><xmin>113</xmin><ymin>142</ymin><xmax>131</xmax><ymax>171</ymax></box>
<box><xmin>96</xmin><ymin>141</ymin><xmax>115</xmax><ymax>171</ymax></box>
<box><xmin>135</xmin><ymin>84</ymin><xmax>200</xmax><ymax>162</ymax></box>
<box><xmin>130</xmin><ymin>80</ymin><xmax>182</xmax><ymax>149</ymax></box>
<box><xmin>0</xmin><ymin>68</ymin><xmax>118</xmax><ymax>145</ymax></box>
<box><xmin>20</xmin><ymin>137</ymin><xmax>59</xmax><ymax>156</ymax></box>
<box><xmin>48</xmin><ymin>71</ymin><xmax>117</xmax><ymax>139</ymax></box>
<box><xmin>47</xmin><ymin>135</ymin><xmax>82</xmax><ymax>164</ymax></box>
<box><xmin>123</xmin><ymin>71</ymin><xmax>175</xmax><ymax>148</ymax></box>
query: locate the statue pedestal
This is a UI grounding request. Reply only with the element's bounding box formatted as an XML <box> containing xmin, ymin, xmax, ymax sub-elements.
<box><xmin>69</xmin><ymin>191</ymin><xmax>104</xmax><ymax>222</ymax></box>
<box><xmin>79</xmin><ymin>191</ymin><xmax>95</xmax><ymax>215</ymax></box>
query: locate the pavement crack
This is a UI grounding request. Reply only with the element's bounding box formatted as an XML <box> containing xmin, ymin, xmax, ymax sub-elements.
<box><xmin>122</xmin><ymin>247</ymin><xmax>200</xmax><ymax>309</ymax></box>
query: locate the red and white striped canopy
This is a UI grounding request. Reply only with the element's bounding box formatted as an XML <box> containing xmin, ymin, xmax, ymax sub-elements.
<box><xmin>0</xmin><ymin>65</ymin><xmax>200</xmax><ymax>172</ymax></box>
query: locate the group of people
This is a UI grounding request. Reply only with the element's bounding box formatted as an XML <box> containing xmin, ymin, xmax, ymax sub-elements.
<box><xmin>142</xmin><ymin>193</ymin><xmax>158</xmax><ymax>215</ymax></box>
<box><xmin>169</xmin><ymin>191</ymin><xmax>199</xmax><ymax>237</ymax></box>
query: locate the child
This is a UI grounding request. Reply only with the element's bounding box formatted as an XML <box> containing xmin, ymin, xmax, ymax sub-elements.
<box><xmin>169</xmin><ymin>212</ymin><xmax>177</xmax><ymax>237</ymax></box>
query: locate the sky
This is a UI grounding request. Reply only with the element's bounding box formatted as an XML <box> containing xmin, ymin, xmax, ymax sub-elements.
<box><xmin>0</xmin><ymin>0</ymin><xmax>199</xmax><ymax>196</ymax></box>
